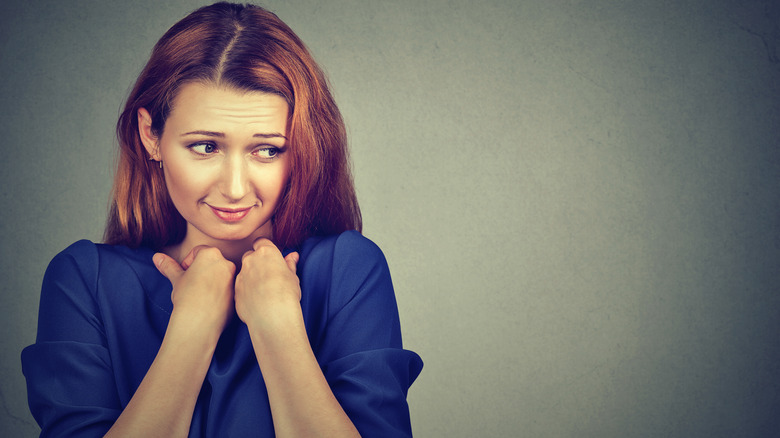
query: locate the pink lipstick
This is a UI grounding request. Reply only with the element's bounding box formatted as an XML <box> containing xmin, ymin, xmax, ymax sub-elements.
<box><xmin>209</xmin><ymin>205</ymin><xmax>253</xmax><ymax>222</ymax></box>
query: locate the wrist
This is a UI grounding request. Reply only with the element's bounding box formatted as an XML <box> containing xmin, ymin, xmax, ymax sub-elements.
<box><xmin>244</xmin><ymin>302</ymin><xmax>305</xmax><ymax>347</ymax></box>
<box><xmin>167</xmin><ymin>308</ymin><xmax>226</xmax><ymax>346</ymax></box>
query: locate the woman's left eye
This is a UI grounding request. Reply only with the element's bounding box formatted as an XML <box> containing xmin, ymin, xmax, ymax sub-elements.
<box><xmin>189</xmin><ymin>143</ymin><xmax>217</xmax><ymax>154</ymax></box>
<box><xmin>254</xmin><ymin>147</ymin><xmax>281</xmax><ymax>159</ymax></box>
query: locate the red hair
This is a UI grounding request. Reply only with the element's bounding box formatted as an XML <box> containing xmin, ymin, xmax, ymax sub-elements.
<box><xmin>104</xmin><ymin>2</ymin><xmax>361</xmax><ymax>250</ymax></box>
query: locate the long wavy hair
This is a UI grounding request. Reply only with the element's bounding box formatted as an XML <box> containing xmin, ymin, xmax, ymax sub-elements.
<box><xmin>104</xmin><ymin>2</ymin><xmax>361</xmax><ymax>250</ymax></box>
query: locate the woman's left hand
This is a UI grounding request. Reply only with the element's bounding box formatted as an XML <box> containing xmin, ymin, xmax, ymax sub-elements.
<box><xmin>234</xmin><ymin>238</ymin><xmax>301</xmax><ymax>332</ymax></box>
<box><xmin>236</xmin><ymin>239</ymin><xmax>360</xmax><ymax>437</ymax></box>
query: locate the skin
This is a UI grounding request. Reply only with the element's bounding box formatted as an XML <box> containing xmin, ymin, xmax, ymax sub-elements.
<box><xmin>105</xmin><ymin>82</ymin><xmax>360</xmax><ymax>437</ymax></box>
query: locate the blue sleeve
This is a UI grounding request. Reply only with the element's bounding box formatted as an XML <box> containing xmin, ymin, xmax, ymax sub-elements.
<box><xmin>21</xmin><ymin>240</ymin><xmax>120</xmax><ymax>437</ymax></box>
<box><xmin>300</xmin><ymin>231</ymin><xmax>423</xmax><ymax>437</ymax></box>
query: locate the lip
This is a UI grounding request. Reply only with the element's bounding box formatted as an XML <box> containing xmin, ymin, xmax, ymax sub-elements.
<box><xmin>208</xmin><ymin>205</ymin><xmax>254</xmax><ymax>222</ymax></box>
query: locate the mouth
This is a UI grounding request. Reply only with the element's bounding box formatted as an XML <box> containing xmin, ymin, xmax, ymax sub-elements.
<box><xmin>208</xmin><ymin>205</ymin><xmax>254</xmax><ymax>222</ymax></box>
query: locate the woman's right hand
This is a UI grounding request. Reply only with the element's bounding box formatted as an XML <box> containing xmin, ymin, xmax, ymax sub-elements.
<box><xmin>153</xmin><ymin>246</ymin><xmax>236</xmax><ymax>335</ymax></box>
<box><xmin>105</xmin><ymin>247</ymin><xmax>235</xmax><ymax>437</ymax></box>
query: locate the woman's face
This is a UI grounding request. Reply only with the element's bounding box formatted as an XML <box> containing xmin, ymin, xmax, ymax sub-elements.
<box><xmin>139</xmin><ymin>82</ymin><xmax>291</xmax><ymax>249</ymax></box>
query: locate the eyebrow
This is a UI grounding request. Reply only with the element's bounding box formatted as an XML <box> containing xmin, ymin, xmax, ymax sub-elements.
<box><xmin>181</xmin><ymin>130</ymin><xmax>287</xmax><ymax>140</ymax></box>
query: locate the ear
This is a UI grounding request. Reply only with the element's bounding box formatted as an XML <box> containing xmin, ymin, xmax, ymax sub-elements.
<box><xmin>137</xmin><ymin>108</ymin><xmax>160</xmax><ymax>161</ymax></box>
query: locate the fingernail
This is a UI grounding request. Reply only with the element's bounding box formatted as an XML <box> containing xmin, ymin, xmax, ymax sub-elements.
<box><xmin>152</xmin><ymin>253</ymin><xmax>163</xmax><ymax>267</ymax></box>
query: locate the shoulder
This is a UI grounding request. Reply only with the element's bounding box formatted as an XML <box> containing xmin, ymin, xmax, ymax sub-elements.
<box><xmin>44</xmin><ymin>240</ymin><xmax>101</xmax><ymax>292</ymax></box>
<box><xmin>44</xmin><ymin>240</ymin><xmax>158</xmax><ymax>300</ymax></box>
<box><xmin>296</xmin><ymin>231</ymin><xmax>395</xmax><ymax>317</ymax></box>
<box><xmin>49</xmin><ymin>239</ymin><xmax>99</xmax><ymax>266</ymax></box>
<box><xmin>47</xmin><ymin>240</ymin><xmax>154</xmax><ymax>275</ymax></box>
<box><xmin>38</xmin><ymin>240</ymin><xmax>169</xmax><ymax>337</ymax></box>
<box><xmin>296</xmin><ymin>232</ymin><xmax>406</xmax><ymax>361</ymax></box>
<box><xmin>298</xmin><ymin>230</ymin><xmax>387</xmax><ymax>270</ymax></box>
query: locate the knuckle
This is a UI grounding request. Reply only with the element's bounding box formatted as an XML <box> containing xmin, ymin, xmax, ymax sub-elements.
<box><xmin>199</xmin><ymin>247</ymin><xmax>223</xmax><ymax>260</ymax></box>
<box><xmin>253</xmin><ymin>237</ymin><xmax>273</xmax><ymax>249</ymax></box>
<box><xmin>256</xmin><ymin>245</ymin><xmax>274</xmax><ymax>256</ymax></box>
<box><xmin>201</xmin><ymin>246</ymin><xmax>220</xmax><ymax>255</ymax></box>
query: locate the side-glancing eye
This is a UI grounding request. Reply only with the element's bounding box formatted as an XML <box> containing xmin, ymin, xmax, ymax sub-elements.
<box><xmin>189</xmin><ymin>142</ymin><xmax>217</xmax><ymax>155</ymax></box>
<box><xmin>254</xmin><ymin>146</ymin><xmax>284</xmax><ymax>160</ymax></box>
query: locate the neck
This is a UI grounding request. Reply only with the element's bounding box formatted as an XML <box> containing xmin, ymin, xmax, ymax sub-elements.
<box><xmin>162</xmin><ymin>225</ymin><xmax>274</xmax><ymax>269</ymax></box>
<box><xmin>211</xmin><ymin>240</ymin><xmax>254</xmax><ymax>266</ymax></box>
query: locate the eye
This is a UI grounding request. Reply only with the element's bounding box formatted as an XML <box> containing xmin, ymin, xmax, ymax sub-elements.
<box><xmin>253</xmin><ymin>146</ymin><xmax>284</xmax><ymax>161</ymax></box>
<box><xmin>189</xmin><ymin>142</ymin><xmax>218</xmax><ymax>155</ymax></box>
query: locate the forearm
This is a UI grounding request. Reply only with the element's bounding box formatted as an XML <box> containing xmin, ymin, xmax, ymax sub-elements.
<box><xmin>105</xmin><ymin>313</ymin><xmax>220</xmax><ymax>438</ymax></box>
<box><xmin>247</xmin><ymin>308</ymin><xmax>360</xmax><ymax>438</ymax></box>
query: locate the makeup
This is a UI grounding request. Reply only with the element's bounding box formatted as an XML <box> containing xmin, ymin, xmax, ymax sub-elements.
<box><xmin>209</xmin><ymin>205</ymin><xmax>253</xmax><ymax>222</ymax></box>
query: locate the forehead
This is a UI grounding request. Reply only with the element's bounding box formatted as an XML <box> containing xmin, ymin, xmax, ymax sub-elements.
<box><xmin>166</xmin><ymin>82</ymin><xmax>289</xmax><ymax>132</ymax></box>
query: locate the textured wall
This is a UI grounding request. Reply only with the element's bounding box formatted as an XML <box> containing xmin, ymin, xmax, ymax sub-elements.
<box><xmin>1</xmin><ymin>1</ymin><xmax>778</xmax><ymax>436</ymax></box>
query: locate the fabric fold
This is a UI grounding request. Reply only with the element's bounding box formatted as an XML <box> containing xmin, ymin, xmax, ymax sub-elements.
<box><xmin>22</xmin><ymin>341</ymin><xmax>121</xmax><ymax>437</ymax></box>
<box><xmin>323</xmin><ymin>348</ymin><xmax>423</xmax><ymax>438</ymax></box>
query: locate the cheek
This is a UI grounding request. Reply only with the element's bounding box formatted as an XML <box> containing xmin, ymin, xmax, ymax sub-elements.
<box><xmin>252</xmin><ymin>169</ymin><xmax>286</xmax><ymax>200</ymax></box>
<box><xmin>163</xmin><ymin>159</ymin><xmax>208</xmax><ymax>206</ymax></box>
<box><xmin>252</xmin><ymin>160</ymin><xmax>291</xmax><ymax>200</ymax></box>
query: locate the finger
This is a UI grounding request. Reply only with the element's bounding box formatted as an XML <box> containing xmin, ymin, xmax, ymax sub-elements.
<box><xmin>252</xmin><ymin>237</ymin><xmax>277</xmax><ymax>252</ymax></box>
<box><xmin>153</xmin><ymin>253</ymin><xmax>184</xmax><ymax>283</ymax></box>
<box><xmin>284</xmin><ymin>252</ymin><xmax>299</xmax><ymax>275</ymax></box>
<box><xmin>181</xmin><ymin>245</ymin><xmax>212</xmax><ymax>270</ymax></box>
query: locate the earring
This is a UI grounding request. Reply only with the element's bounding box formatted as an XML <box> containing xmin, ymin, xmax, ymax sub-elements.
<box><xmin>159</xmin><ymin>160</ymin><xmax>163</xmax><ymax>169</ymax></box>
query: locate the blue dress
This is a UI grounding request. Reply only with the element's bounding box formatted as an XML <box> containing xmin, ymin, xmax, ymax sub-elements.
<box><xmin>22</xmin><ymin>231</ymin><xmax>422</xmax><ymax>437</ymax></box>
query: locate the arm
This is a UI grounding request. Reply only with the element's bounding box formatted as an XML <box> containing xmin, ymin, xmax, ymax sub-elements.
<box><xmin>303</xmin><ymin>231</ymin><xmax>423</xmax><ymax>437</ymax></box>
<box><xmin>235</xmin><ymin>238</ymin><xmax>360</xmax><ymax>438</ymax></box>
<box><xmin>23</xmin><ymin>242</ymin><xmax>123</xmax><ymax>437</ymax></box>
<box><xmin>105</xmin><ymin>247</ymin><xmax>235</xmax><ymax>437</ymax></box>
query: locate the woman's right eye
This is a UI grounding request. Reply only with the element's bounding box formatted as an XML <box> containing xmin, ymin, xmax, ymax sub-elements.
<box><xmin>189</xmin><ymin>142</ymin><xmax>217</xmax><ymax>155</ymax></box>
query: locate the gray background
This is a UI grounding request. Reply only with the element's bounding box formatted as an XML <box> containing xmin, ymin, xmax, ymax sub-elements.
<box><xmin>1</xmin><ymin>0</ymin><xmax>778</xmax><ymax>436</ymax></box>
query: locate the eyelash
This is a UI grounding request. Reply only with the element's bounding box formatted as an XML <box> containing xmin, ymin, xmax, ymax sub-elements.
<box><xmin>188</xmin><ymin>142</ymin><xmax>218</xmax><ymax>155</ymax></box>
<box><xmin>255</xmin><ymin>147</ymin><xmax>283</xmax><ymax>160</ymax></box>
<box><xmin>187</xmin><ymin>142</ymin><xmax>285</xmax><ymax>161</ymax></box>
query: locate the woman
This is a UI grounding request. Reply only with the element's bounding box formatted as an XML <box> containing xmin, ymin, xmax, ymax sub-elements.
<box><xmin>21</xmin><ymin>3</ymin><xmax>422</xmax><ymax>437</ymax></box>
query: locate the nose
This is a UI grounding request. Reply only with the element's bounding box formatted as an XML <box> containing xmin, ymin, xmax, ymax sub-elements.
<box><xmin>219</xmin><ymin>154</ymin><xmax>250</xmax><ymax>202</ymax></box>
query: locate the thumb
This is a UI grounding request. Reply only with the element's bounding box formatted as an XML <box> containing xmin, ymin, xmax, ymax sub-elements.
<box><xmin>153</xmin><ymin>252</ymin><xmax>184</xmax><ymax>284</ymax></box>
<box><xmin>284</xmin><ymin>252</ymin><xmax>300</xmax><ymax>275</ymax></box>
